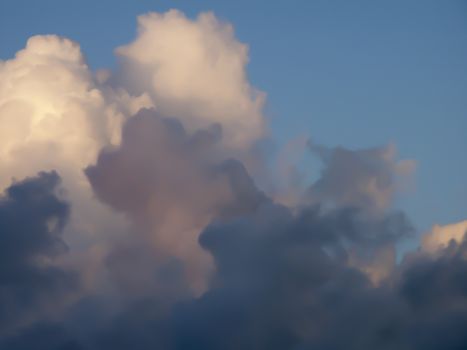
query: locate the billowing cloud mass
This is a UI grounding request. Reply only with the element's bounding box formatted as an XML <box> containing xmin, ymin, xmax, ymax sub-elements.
<box><xmin>0</xmin><ymin>34</ymin><xmax>143</xmax><ymax>250</ymax></box>
<box><xmin>0</xmin><ymin>9</ymin><xmax>466</xmax><ymax>350</ymax></box>
<box><xmin>115</xmin><ymin>10</ymin><xmax>265</xmax><ymax>148</ymax></box>
<box><xmin>85</xmin><ymin>108</ymin><xmax>266</xmax><ymax>294</ymax></box>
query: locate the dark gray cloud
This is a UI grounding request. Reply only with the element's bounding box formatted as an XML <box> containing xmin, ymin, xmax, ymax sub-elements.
<box><xmin>1</xmin><ymin>116</ymin><xmax>466</xmax><ymax>350</ymax></box>
<box><xmin>0</xmin><ymin>172</ymin><xmax>79</xmax><ymax>335</ymax></box>
<box><xmin>171</xmin><ymin>205</ymin><xmax>467</xmax><ymax>350</ymax></box>
<box><xmin>0</xmin><ymin>322</ymin><xmax>83</xmax><ymax>350</ymax></box>
<box><xmin>170</xmin><ymin>203</ymin><xmax>407</xmax><ymax>350</ymax></box>
<box><xmin>79</xmin><ymin>201</ymin><xmax>466</xmax><ymax>350</ymax></box>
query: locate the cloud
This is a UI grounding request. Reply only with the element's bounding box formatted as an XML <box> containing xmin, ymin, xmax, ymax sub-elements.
<box><xmin>422</xmin><ymin>220</ymin><xmax>467</xmax><ymax>253</ymax></box>
<box><xmin>307</xmin><ymin>141</ymin><xmax>415</xmax><ymax>213</ymax></box>
<box><xmin>170</xmin><ymin>203</ymin><xmax>411</xmax><ymax>350</ymax></box>
<box><xmin>115</xmin><ymin>10</ymin><xmax>266</xmax><ymax>149</ymax></box>
<box><xmin>395</xmin><ymin>237</ymin><xmax>467</xmax><ymax>350</ymax></box>
<box><xmin>85</xmin><ymin>108</ymin><xmax>266</xmax><ymax>295</ymax></box>
<box><xmin>0</xmin><ymin>34</ymin><xmax>140</xmax><ymax>263</ymax></box>
<box><xmin>302</xmin><ymin>142</ymin><xmax>417</xmax><ymax>283</ymax></box>
<box><xmin>0</xmin><ymin>8</ymin><xmax>466</xmax><ymax>350</ymax></box>
<box><xmin>0</xmin><ymin>35</ymin><xmax>110</xmax><ymax>189</ymax></box>
<box><xmin>0</xmin><ymin>322</ymin><xmax>83</xmax><ymax>350</ymax></box>
<box><xmin>0</xmin><ymin>171</ymin><xmax>79</xmax><ymax>334</ymax></box>
<box><xmin>65</xmin><ymin>201</ymin><xmax>465</xmax><ymax>350</ymax></box>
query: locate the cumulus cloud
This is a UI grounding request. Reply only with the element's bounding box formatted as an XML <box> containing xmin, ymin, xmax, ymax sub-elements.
<box><xmin>0</xmin><ymin>34</ymin><xmax>140</xmax><ymax>258</ymax></box>
<box><xmin>0</xmin><ymin>35</ymin><xmax>111</xmax><ymax>188</ymax></box>
<box><xmin>115</xmin><ymin>10</ymin><xmax>266</xmax><ymax>148</ymax></box>
<box><xmin>0</xmin><ymin>8</ymin><xmax>466</xmax><ymax>350</ymax></box>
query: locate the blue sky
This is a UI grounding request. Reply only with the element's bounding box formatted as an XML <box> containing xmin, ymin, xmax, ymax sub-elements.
<box><xmin>1</xmin><ymin>0</ymin><xmax>466</xmax><ymax>232</ymax></box>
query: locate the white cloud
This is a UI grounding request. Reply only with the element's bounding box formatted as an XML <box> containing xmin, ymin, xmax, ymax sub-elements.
<box><xmin>116</xmin><ymin>10</ymin><xmax>266</xmax><ymax>149</ymax></box>
<box><xmin>0</xmin><ymin>35</ymin><xmax>110</xmax><ymax>189</ymax></box>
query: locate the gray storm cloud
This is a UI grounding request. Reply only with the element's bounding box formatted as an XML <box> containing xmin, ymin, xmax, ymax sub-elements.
<box><xmin>0</xmin><ymin>9</ymin><xmax>466</xmax><ymax>350</ymax></box>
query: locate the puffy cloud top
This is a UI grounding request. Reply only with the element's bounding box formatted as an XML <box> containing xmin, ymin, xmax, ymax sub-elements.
<box><xmin>0</xmin><ymin>35</ymin><xmax>110</xmax><ymax>190</ymax></box>
<box><xmin>116</xmin><ymin>10</ymin><xmax>266</xmax><ymax>148</ymax></box>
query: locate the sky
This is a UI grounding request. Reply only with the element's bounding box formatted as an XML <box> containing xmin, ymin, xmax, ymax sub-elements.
<box><xmin>1</xmin><ymin>1</ymin><xmax>467</xmax><ymax>349</ymax></box>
